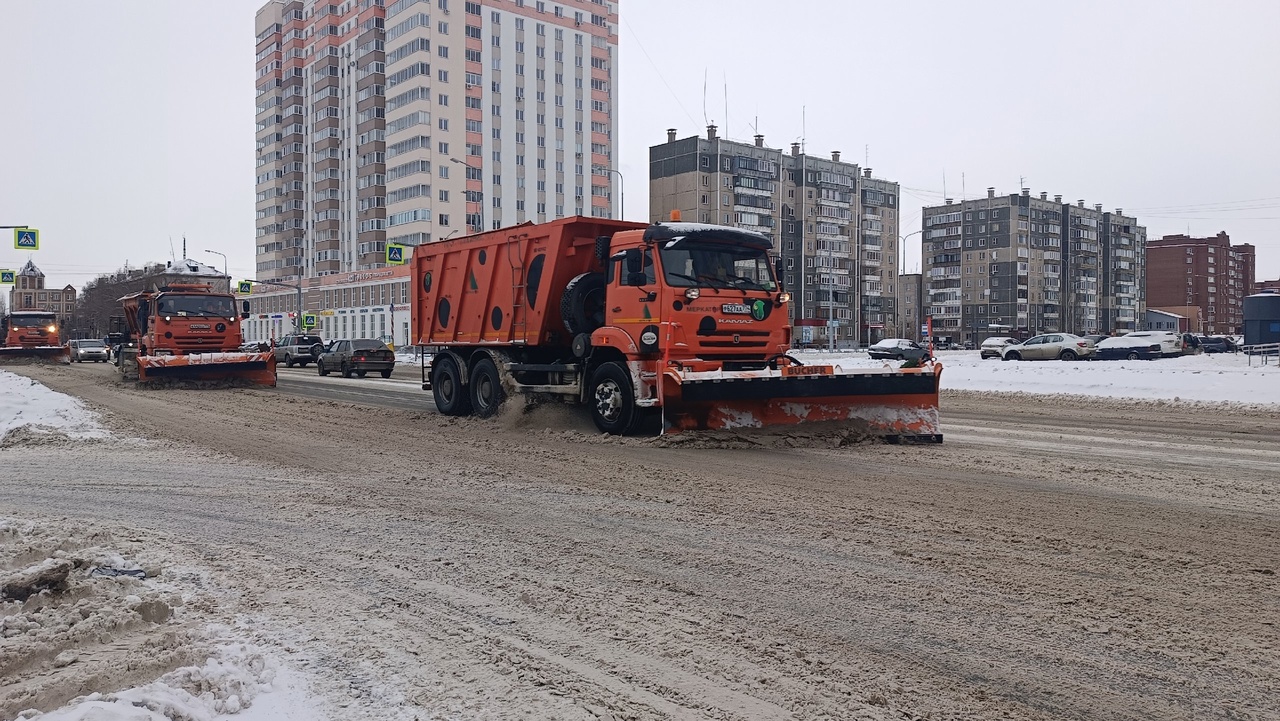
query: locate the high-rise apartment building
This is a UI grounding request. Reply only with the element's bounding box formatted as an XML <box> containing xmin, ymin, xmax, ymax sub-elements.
<box><xmin>649</xmin><ymin>127</ymin><xmax>901</xmax><ymax>345</ymax></box>
<box><xmin>254</xmin><ymin>0</ymin><xmax>620</xmax><ymax>286</ymax></box>
<box><xmin>921</xmin><ymin>189</ymin><xmax>1145</xmax><ymax>343</ymax></box>
<box><xmin>1147</xmin><ymin>232</ymin><xmax>1255</xmax><ymax>334</ymax></box>
<box><xmin>897</xmin><ymin>272</ymin><xmax>923</xmax><ymax>342</ymax></box>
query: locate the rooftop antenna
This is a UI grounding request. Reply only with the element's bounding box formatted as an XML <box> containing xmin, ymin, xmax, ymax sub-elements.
<box><xmin>169</xmin><ymin>236</ymin><xmax>176</xmax><ymax>262</ymax></box>
<box><xmin>865</xmin><ymin>144</ymin><xmax>869</xmax><ymax>167</ymax></box>
<box><xmin>182</xmin><ymin>235</ymin><xmax>187</xmax><ymax>260</ymax></box>
<box><xmin>942</xmin><ymin>171</ymin><xmax>947</xmax><ymax>200</ymax></box>
<box><xmin>802</xmin><ymin>105</ymin><xmax>806</xmax><ymax>154</ymax></box>
<box><xmin>702</xmin><ymin>68</ymin><xmax>709</xmax><ymax>126</ymax></box>
<box><xmin>962</xmin><ymin>172</ymin><xmax>966</xmax><ymax>201</ymax></box>
<box><xmin>723</xmin><ymin>70</ymin><xmax>728</xmax><ymax>140</ymax></box>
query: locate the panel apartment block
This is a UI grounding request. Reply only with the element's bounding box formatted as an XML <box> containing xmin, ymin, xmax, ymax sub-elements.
<box><xmin>922</xmin><ymin>189</ymin><xmax>1145</xmax><ymax>343</ymax></box>
<box><xmin>649</xmin><ymin>127</ymin><xmax>901</xmax><ymax>345</ymax></box>
<box><xmin>1147</xmin><ymin>232</ymin><xmax>1255</xmax><ymax>334</ymax></box>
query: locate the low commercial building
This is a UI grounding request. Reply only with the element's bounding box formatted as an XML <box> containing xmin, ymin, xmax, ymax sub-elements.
<box><xmin>241</xmin><ymin>266</ymin><xmax>412</xmax><ymax>346</ymax></box>
<box><xmin>1144</xmin><ymin>308</ymin><xmax>1189</xmax><ymax>333</ymax></box>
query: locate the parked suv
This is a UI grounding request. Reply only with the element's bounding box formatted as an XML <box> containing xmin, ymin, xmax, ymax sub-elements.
<box><xmin>275</xmin><ymin>334</ymin><xmax>325</xmax><ymax>368</ymax></box>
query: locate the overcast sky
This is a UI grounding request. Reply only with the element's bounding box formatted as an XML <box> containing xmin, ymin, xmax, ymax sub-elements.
<box><xmin>2</xmin><ymin>0</ymin><xmax>1277</xmax><ymax>290</ymax></box>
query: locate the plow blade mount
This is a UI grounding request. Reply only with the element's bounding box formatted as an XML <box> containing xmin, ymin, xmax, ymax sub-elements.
<box><xmin>136</xmin><ymin>352</ymin><xmax>277</xmax><ymax>387</ymax></box>
<box><xmin>661</xmin><ymin>364</ymin><xmax>943</xmax><ymax>442</ymax></box>
<box><xmin>0</xmin><ymin>345</ymin><xmax>71</xmax><ymax>364</ymax></box>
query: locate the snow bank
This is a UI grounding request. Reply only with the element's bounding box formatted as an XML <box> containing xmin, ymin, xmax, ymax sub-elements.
<box><xmin>801</xmin><ymin>351</ymin><xmax>1280</xmax><ymax>405</ymax></box>
<box><xmin>24</xmin><ymin>643</ymin><xmax>319</xmax><ymax>721</ymax></box>
<box><xmin>0</xmin><ymin>370</ymin><xmax>107</xmax><ymax>441</ymax></box>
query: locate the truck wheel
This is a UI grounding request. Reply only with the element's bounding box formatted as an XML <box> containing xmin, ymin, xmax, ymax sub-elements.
<box><xmin>470</xmin><ymin>357</ymin><xmax>506</xmax><ymax>418</ymax></box>
<box><xmin>561</xmin><ymin>272</ymin><xmax>606</xmax><ymax>336</ymax></box>
<box><xmin>589</xmin><ymin>362</ymin><xmax>637</xmax><ymax>435</ymax></box>
<box><xmin>432</xmin><ymin>355</ymin><xmax>472</xmax><ymax>416</ymax></box>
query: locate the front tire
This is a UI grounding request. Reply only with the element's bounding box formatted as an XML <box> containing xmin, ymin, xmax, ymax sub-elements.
<box><xmin>469</xmin><ymin>357</ymin><xmax>506</xmax><ymax>418</ymax></box>
<box><xmin>589</xmin><ymin>362</ymin><xmax>637</xmax><ymax>435</ymax></box>
<box><xmin>1059</xmin><ymin>350</ymin><xmax>1077</xmax><ymax>361</ymax></box>
<box><xmin>431</xmin><ymin>355</ymin><xmax>471</xmax><ymax>416</ymax></box>
<box><xmin>1126</xmin><ymin>351</ymin><xmax>1140</xmax><ymax>361</ymax></box>
<box><xmin>318</xmin><ymin>360</ymin><xmax>329</xmax><ymax>376</ymax></box>
<box><xmin>1005</xmin><ymin>351</ymin><xmax>1021</xmax><ymax>361</ymax></box>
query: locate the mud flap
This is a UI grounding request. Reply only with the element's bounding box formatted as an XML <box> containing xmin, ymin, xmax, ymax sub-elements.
<box><xmin>661</xmin><ymin>366</ymin><xmax>943</xmax><ymax>442</ymax></box>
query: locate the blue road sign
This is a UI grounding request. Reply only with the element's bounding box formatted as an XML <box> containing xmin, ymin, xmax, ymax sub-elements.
<box><xmin>386</xmin><ymin>243</ymin><xmax>406</xmax><ymax>265</ymax></box>
<box><xmin>238</xmin><ymin>281</ymin><xmax>253</xmax><ymax>294</ymax></box>
<box><xmin>14</xmin><ymin>228</ymin><xmax>39</xmax><ymax>250</ymax></box>
<box><xmin>0</xmin><ymin>270</ymin><xmax>14</xmax><ymax>284</ymax></box>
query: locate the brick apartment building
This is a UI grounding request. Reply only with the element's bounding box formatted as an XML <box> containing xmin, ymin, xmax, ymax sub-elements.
<box><xmin>7</xmin><ymin>260</ymin><xmax>77</xmax><ymax>326</ymax></box>
<box><xmin>1146</xmin><ymin>232</ymin><xmax>1255</xmax><ymax>334</ymax></box>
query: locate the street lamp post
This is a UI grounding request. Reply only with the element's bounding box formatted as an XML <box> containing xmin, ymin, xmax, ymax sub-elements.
<box><xmin>203</xmin><ymin>250</ymin><xmax>228</xmax><ymax>289</ymax></box>
<box><xmin>450</xmin><ymin>157</ymin><xmax>484</xmax><ymax>232</ymax></box>
<box><xmin>593</xmin><ymin>165</ymin><xmax>625</xmax><ymax>220</ymax></box>
<box><xmin>896</xmin><ymin>229</ymin><xmax>923</xmax><ymax>338</ymax></box>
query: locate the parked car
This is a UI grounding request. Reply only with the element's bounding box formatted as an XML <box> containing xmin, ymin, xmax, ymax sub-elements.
<box><xmin>1001</xmin><ymin>333</ymin><xmax>1096</xmax><ymax>361</ymax></box>
<box><xmin>69</xmin><ymin>339</ymin><xmax>110</xmax><ymax>363</ymax></box>
<box><xmin>1082</xmin><ymin>334</ymin><xmax>1109</xmax><ymax>346</ymax></box>
<box><xmin>980</xmin><ymin>336</ymin><xmax>1019</xmax><ymax>360</ymax></box>
<box><xmin>317</xmin><ymin>339</ymin><xmax>395</xmax><ymax>378</ymax></box>
<box><xmin>867</xmin><ymin>338</ymin><xmax>930</xmax><ymax>361</ymax></box>
<box><xmin>275</xmin><ymin>334</ymin><xmax>326</xmax><ymax>368</ymax></box>
<box><xmin>1109</xmin><ymin>331</ymin><xmax>1184</xmax><ymax>357</ymax></box>
<box><xmin>1198</xmin><ymin>336</ymin><xmax>1236</xmax><ymax>353</ymax></box>
<box><xmin>1095</xmin><ymin>335</ymin><xmax>1164</xmax><ymax>360</ymax></box>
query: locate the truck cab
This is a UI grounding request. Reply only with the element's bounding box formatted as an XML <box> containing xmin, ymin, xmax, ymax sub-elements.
<box><xmin>592</xmin><ymin>223</ymin><xmax>791</xmax><ymax>368</ymax></box>
<box><xmin>3</xmin><ymin>310</ymin><xmax>60</xmax><ymax>348</ymax></box>
<box><xmin>122</xmin><ymin>284</ymin><xmax>245</xmax><ymax>356</ymax></box>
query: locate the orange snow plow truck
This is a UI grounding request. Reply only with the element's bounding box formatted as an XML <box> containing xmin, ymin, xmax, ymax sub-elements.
<box><xmin>411</xmin><ymin>217</ymin><xmax>942</xmax><ymax>439</ymax></box>
<box><xmin>117</xmin><ymin>283</ymin><xmax>276</xmax><ymax>386</ymax></box>
<box><xmin>0</xmin><ymin>310</ymin><xmax>71</xmax><ymax>363</ymax></box>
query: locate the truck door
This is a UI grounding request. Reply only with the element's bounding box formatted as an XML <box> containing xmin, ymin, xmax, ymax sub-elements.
<box><xmin>608</xmin><ymin>247</ymin><xmax>660</xmax><ymax>352</ymax></box>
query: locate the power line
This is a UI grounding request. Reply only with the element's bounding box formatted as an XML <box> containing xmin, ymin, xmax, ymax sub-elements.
<box><xmin>621</xmin><ymin>16</ymin><xmax>699</xmax><ymax>129</ymax></box>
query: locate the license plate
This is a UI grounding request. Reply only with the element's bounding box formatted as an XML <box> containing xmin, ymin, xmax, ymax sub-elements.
<box><xmin>783</xmin><ymin>364</ymin><xmax>833</xmax><ymax>377</ymax></box>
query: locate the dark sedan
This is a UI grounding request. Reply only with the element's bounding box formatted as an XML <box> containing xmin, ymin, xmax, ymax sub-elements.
<box><xmin>1198</xmin><ymin>336</ymin><xmax>1236</xmax><ymax>353</ymax></box>
<box><xmin>317</xmin><ymin>339</ymin><xmax>395</xmax><ymax>378</ymax></box>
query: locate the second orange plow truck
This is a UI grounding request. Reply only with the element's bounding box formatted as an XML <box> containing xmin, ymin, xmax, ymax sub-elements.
<box><xmin>410</xmin><ymin>216</ymin><xmax>942</xmax><ymax>440</ymax></box>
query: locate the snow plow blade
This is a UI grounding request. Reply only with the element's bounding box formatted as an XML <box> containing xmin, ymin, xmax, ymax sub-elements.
<box><xmin>661</xmin><ymin>362</ymin><xmax>943</xmax><ymax>442</ymax></box>
<box><xmin>0</xmin><ymin>345</ymin><xmax>71</xmax><ymax>365</ymax></box>
<box><xmin>135</xmin><ymin>352</ymin><xmax>277</xmax><ymax>387</ymax></box>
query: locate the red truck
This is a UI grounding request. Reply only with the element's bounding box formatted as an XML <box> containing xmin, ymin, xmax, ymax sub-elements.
<box><xmin>410</xmin><ymin>217</ymin><xmax>941</xmax><ymax>439</ymax></box>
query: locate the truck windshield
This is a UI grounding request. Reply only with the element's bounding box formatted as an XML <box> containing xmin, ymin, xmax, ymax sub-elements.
<box><xmin>156</xmin><ymin>295</ymin><xmax>235</xmax><ymax>317</ymax></box>
<box><xmin>659</xmin><ymin>240</ymin><xmax>776</xmax><ymax>291</ymax></box>
<box><xmin>10</xmin><ymin>315</ymin><xmax>56</xmax><ymax>327</ymax></box>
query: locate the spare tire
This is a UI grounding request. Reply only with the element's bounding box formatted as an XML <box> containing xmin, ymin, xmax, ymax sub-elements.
<box><xmin>309</xmin><ymin>343</ymin><xmax>324</xmax><ymax>359</ymax></box>
<box><xmin>561</xmin><ymin>272</ymin><xmax>606</xmax><ymax>336</ymax></box>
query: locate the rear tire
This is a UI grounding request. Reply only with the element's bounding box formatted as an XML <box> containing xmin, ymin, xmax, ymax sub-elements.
<box><xmin>432</xmin><ymin>355</ymin><xmax>472</xmax><ymax>416</ymax></box>
<box><xmin>318</xmin><ymin>360</ymin><xmax>329</xmax><ymax>376</ymax></box>
<box><xmin>341</xmin><ymin>362</ymin><xmax>353</xmax><ymax>378</ymax></box>
<box><xmin>560</xmin><ymin>272</ymin><xmax>607</xmax><ymax>335</ymax></box>
<box><xmin>284</xmin><ymin>354</ymin><xmax>294</xmax><ymax>368</ymax></box>
<box><xmin>380</xmin><ymin>368</ymin><xmax>392</xmax><ymax>379</ymax></box>
<box><xmin>1126</xmin><ymin>351</ymin><xmax>1140</xmax><ymax>361</ymax></box>
<box><xmin>589</xmin><ymin>362</ymin><xmax>637</xmax><ymax>435</ymax></box>
<box><xmin>1059</xmin><ymin>350</ymin><xmax>1077</xmax><ymax>361</ymax></box>
<box><xmin>469</xmin><ymin>357</ymin><xmax>506</xmax><ymax>418</ymax></box>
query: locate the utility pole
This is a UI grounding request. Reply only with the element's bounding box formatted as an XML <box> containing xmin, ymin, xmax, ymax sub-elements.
<box><xmin>450</xmin><ymin>157</ymin><xmax>484</xmax><ymax>232</ymax></box>
<box><xmin>594</xmin><ymin>165</ymin><xmax>625</xmax><ymax>219</ymax></box>
<box><xmin>250</xmin><ymin>278</ymin><xmax>304</xmax><ymax>333</ymax></box>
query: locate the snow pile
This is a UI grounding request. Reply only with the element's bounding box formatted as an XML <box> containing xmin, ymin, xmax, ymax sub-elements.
<box><xmin>801</xmin><ymin>351</ymin><xmax>1280</xmax><ymax>405</ymax></box>
<box><xmin>2</xmin><ymin>518</ymin><xmax>320</xmax><ymax>721</ymax></box>
<box><xmin>24</xmin><ymin>642</ymin><xmax>311</xmax><ymax>721</ymax></box>
<box><xmin>0</xmin><ymin>371</ymin><xmax>107</xmax><ymax>442</ymax></box>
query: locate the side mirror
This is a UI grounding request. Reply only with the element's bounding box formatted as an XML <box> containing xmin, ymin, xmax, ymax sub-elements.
<box><xmin>774</xmin><ymin>255</ymin><xmax>785</xmax><ymax>288</ymax></box>
<box><xmin>624</xmin><ymin>248</ymin><xmax>642</xmax><ymax>275</ymax></box>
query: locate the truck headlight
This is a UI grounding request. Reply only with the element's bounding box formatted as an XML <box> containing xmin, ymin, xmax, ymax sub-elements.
<box><xmin>46</xmin><ymin>325</ymin><xmax>57</xmax><ymax>332</ymax></box>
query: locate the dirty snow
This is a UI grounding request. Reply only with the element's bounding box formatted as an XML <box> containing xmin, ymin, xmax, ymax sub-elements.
<box><xmin>0</xmin><ymin>370</ymin><xmax>107</xmax><ymax>441</ymax></box>
<box><xmin>1</xmin><ymin>517</ymin><xmax>322</xmax><ymax>721</ymax></box>
<box><xmin>800</xmin><ymin>350</ymin><xmax>1280</xmax><ymax>405</ymax></box>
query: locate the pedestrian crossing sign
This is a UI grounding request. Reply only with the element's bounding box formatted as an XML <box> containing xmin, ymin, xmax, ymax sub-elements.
<box><xmin>14</xmin><ymin>228</ymin><xmax>38</xmax><ymax>250</ymax></box>
<box><xmin>238</xmin><ymin>281</ymin><xmax>253</xmax><ymax>294</ymax></box>
<box><xmin>386</xmin><ymin>243</ymin><xmax>406</xmax><ymax>265</ymax></box>
<box><xmin>0</xmin><ymin>270</ymin><xmax>14</xmax><ymax>284</ymax></box>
